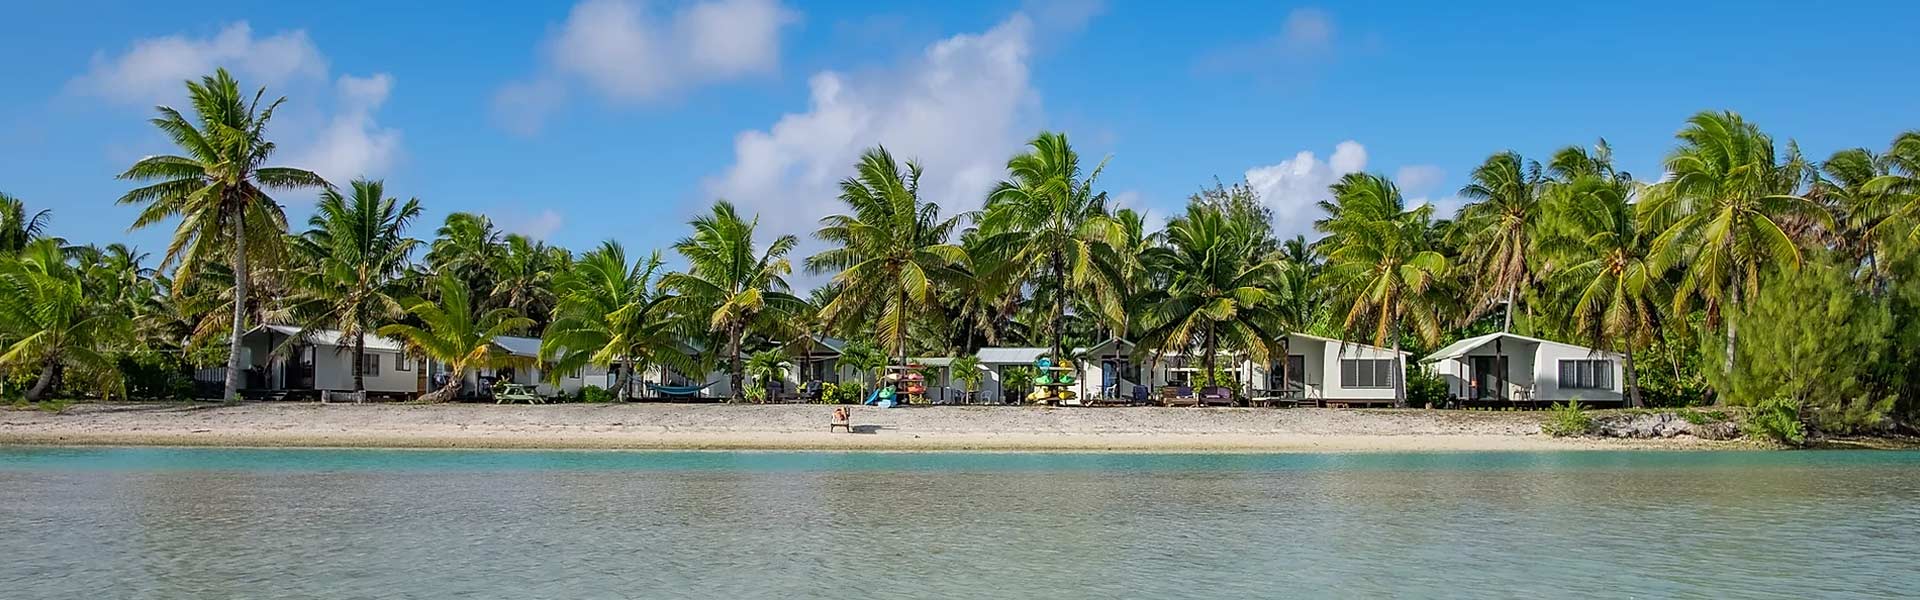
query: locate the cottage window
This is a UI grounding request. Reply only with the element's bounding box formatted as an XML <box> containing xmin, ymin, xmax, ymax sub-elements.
<box><xmin>357</xmin><ymin>353</ymin><xmax>381</xmax><ymax>376</ymax></box>
<box><xmin>1558</xmin><ymin>359</ymin><xmax>1613</xmax><ymax>390</ymax></box>
<box><xmin>395</xmin><ymin>354</ymin><xmax>411</xmax><ymax>372</ymax></box>
<box><xmin>1340</xmin><ymin>359</ymin><xmax>1394</xmax><ymax>389</ymax></box>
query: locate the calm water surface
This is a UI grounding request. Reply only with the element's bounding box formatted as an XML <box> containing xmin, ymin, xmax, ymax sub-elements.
<box><xmin>3</xmin><ymin>448</ymin><xmax>1918</xmax><ymax>599</ymax></box>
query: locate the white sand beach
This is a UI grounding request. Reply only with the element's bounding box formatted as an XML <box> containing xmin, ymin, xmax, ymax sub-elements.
<box><xmin>0</xmin><ymin>403</ymin><xmax>1736</xmax><ymax>451</ymax></box>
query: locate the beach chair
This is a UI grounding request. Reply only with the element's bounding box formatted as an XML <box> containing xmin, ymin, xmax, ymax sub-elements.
<box><xmin>1200</xmin><ymin>386</ymin><xmax>1234</xmax><ymax>407</ymax></box>
<box><xmin>1163</xmin><ymin>385</ymin><xmax>1199</xmax><ymax>407</ymax></box>
<box><xmin>829</xmin><ymin>408</ymin><xmax>852</xmax><ymax>433</ymax></box>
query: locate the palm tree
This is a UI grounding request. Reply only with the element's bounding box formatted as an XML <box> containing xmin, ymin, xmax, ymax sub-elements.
<box><xmin>744</xmin><ymin>348</ymin><xmax>788</xmax><ymax>403</ymax></box>
<box><xmin>978</xmin><ymin>132</ymin><xmax>1123</xmax><ymax>360</ymax></box>
<box><xmin>1541</xmin><ymin>142</ymin><xmax>1660</xmax><ymax>407</ymax></box>
<box><xmin>1315</xmin><ymin>173</ymin><xmax>1449</xmax><ymax>407</ymax></box>
<box><xmin>1872</xmin><ymin>132</ymin><xmax>1920</xmax><ymax>245</ymax></box>
<box><xmin>489</xmin><ymin>234</ymin><xmax>566</xmax><ymax>327</ymax></box>
<box><xmin>807</xmin><ymin>147</ymin><xmax>967</xmax><ymax>368</ymax></box>
<box><xmin>117</xmin><ymin>68</ymin><xmax>328</xmax><ymax>401</ymax></box>
<box><xmin>287</xmin><ymin>179</ymin><xmax>423</xmax><ymax>394</ymax></box>
<box><xmin>663</xmin><ymin>200</ymin><xmax>806</xmax><ymax>401</ymax></box>
<box><xmin>949</xmin><ymin>353</ymin><xmax>985</xmax><ymax>403</ymax></box>
<box><xmin>378</xmin><ymin>276</ymin><xmax>532</xmax><ymax>402</ymax></box>
<box><xmin>426</xmin><ymin>212</ymin><xmax>505</xmax><ymax>294</ymax></box>
<box><xmin>1457</xmin><ymin>151</ymin><xmax>1544</xmax><ymax>332</ymax></box>
<box><xmin>1640</xmin><ymin>111</ymin><xmax>1830</xmax><ymax>378</ymax></box>
<box><xmin>0</xmin><ymin>193</ymin><xmax>52</xmax><ymax>254</ymax></box>
<box><xmin>542</xmin><ymin>242</ymin><xmax>699</xmax><ymax>401</ymax></box>
<box><xmin>1135</xmin><ymin>203</ymin><xmax>1293</xmax><ymax>401</ymax></box>
<box><xmin>0</xmin><ymin>240</ymin><xmax>133</xmax><ymax>400</ymax></box>
<box><xmin>837</xmin><ymin>338</ymin><xmax>886</xmax><ymax>392</ymax></box>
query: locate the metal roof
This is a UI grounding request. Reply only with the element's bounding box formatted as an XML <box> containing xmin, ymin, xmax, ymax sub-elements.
<box><xmin>1422</xmin><ymin>332</ymin><xmax>1613</xmax><ymax>362</ymax></box>
<box><xmin>493</xmin><ymin>335</ymin><xmax>543</xmax><ymax>358</ymax></box>
<box><xmin>257</xmin><ymin>325</ymin><xmax>405</xmax><ymax>352</ymax></box>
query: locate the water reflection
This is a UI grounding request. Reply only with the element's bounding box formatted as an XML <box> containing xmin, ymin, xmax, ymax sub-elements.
<box><xmin>1</xmin><ymin>449</ymin><xmax>1917</xmax><ymax>598</ymax></box>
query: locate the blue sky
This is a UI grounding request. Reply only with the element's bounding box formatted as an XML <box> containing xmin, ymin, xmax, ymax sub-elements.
<box><xmin>3</xmin><ymin>0</ymin><xmax>1917</xmax><ymax>270</ymax></box>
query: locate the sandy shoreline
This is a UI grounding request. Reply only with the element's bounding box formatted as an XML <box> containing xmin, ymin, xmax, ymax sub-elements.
<box><xmin>0</xmin><ymin>402</ymin><xmax>1743</xmax><ymax>452</ymax></box>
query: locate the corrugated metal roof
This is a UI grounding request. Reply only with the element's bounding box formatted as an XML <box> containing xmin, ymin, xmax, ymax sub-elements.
<box><xmin>258</xmin><ymin>325</ymin><xmax>406</xmax><ymax>352</ymax></box>
<box><xmin>1422</xmin><ymin>332</ymin><xmax>1613</xmax><ymax>362</ymax></box>
<box><xmin>974</xmin><ymin>347</ymin><xmax>1090</xmax><ymax>364</ymax></box>
<box><xmin>494</xmin><ymin>335</ymin><xmax>543</xmax><ymax>358</ymax></box>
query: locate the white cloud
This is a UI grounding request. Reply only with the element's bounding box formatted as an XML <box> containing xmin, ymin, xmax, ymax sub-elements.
<box><xmin>69</xmin><ymin>22</ymin><xmax>328</xmax><ymax>105</ymax></box>
<box><xmin>1394</xmin><ymin>164</ymin><xmax>1445</xmax><ymax>196</ymax></box>
<box><xmin>707</xmin><ymin>14</ymin><xmax>1039</xmax><ymax>264</ymax></box>
<box><xmin>495</xmin><ymin>0</ymin><xmax>797</xmax><ymax>134</ymax></box>
<box><xmin>1279</xmin><ymin>8</ymin><xmax>1336</xmax><ymax>55</ymax></box>
<box><xmin>1244</xmin><ymin>141</ymin><xmax>1366</xmax><ymax>238</ymax></box>
<box><xmin>503</xmin><ymin>209</ymin><xmax>566</xmax><ymax>241</ymax></box>
<box><xmin>72</xmin><ymin>23</ymin><xmax>403</xmax><ymax>192</ymax></box>
<box><xmin>291</xmin><ymin>74</ymin><xmax>403</xmax><ymax>185</ymax></box>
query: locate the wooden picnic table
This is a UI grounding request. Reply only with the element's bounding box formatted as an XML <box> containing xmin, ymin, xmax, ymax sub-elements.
<box><xmin>495</xmin><ymin>383</ymin><xmax>543</xmax><ymax>404</ymax></box>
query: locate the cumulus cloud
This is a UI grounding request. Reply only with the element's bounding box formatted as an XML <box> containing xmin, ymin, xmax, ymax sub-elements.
<box><xmin>71</xmin><ymin>23</ymin><xmax>402</xmax><ymax>191</ymax></box>
<box><xmin>1244</xmin><ymin>141</ymin><xmax>1367</xmax><ymax>238</ymax></box>
<box><xmin>68</xmin><ymin>22</ymin><xmax>328</xmax><ymax>105</ymax></box>
<box><xmin>706</xmin><ymin>14</ymin><xmax>1039</xmax><ymax>258</ymax></box>
<box><xmin>291</xmin><ymin>74</ymin><xmax>403</xmax><ymax>185</ymax></box>
<box><xmin>494</xmin><ymin>0</ymin><xmax>797</xmax><ymax>134</ymax></box>
<box><xmin>502</xmin><ymin>209</ymin><xmax>566</xmax><ymax>241</ymax></box>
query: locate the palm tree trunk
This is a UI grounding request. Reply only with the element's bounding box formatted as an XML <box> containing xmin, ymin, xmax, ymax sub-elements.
<box><xmin>1503</xmin><ymin>285</ymin><xmax>1516</xmax><ymax>333</ymax></box>
<box><xmin>1051</xmin><ymin>249</ymin><xmax>1066</xmax><ymax>361</ymax></box>
<box><xmin>1721</xmin><ymin>284</ymin><xmax>1740</xmax><ymax>405</ymax></box>
<box><xmin>224</xmin><ymin>212</ymin><xmax>248</xmax><ymax>402</ymax></box>
<box><xmin>728</xmin><ymin>326</ymin><xmax>745</xmax><ymax>403</ymax></box>
<box><xmin>1625</xmin><ymin>348</ymin><xmax>1642</xmax><ymax>408</ymax></box>
<box><xmin>1391</xmin><ymin>336</ymin><xmax>1407</xmax><ymax>408</ymax></box>
<box><xmin>419</xmin><ymin>378</ymin><xmax>462</xmax><ymax>403</ymax></box>
<box><xmin>1203</xmin><ymin>323</ymin><xmax>1218</xmax><ymax>405</ymax></box>
<box><xmin>616</xmin><ymin>358</ymin><xmax>633</xmax><ymax>402</ymax></box>
<box><xmin>26</xmin><ymin>360</ymin><xmax>57</xmax><ymax>402</ymax></box>
<box><xmin>353</xmin><ymin>333</ymin><xmax>366</xmax><ymax>394</ymax></box>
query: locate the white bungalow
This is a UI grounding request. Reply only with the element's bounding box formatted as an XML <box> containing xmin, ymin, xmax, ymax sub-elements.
<box><xmin>1421</xmin><ymin>332</ymin><xmax>1625</xmax><ymax>405</ymax></box>
<box><xmin>227</xmin><ymin>325</ymin><xmax>425</xmax><ymax>398</ymax></box>
<box><xmin>1245</xmin><ymin>333</ymin><xmax>1409</xmax><ymax>406</ymax></box>
<box><xmin>967</xmin><ymin>335</ymin><xmax>1407</xmax><ymax>406</ymax></box>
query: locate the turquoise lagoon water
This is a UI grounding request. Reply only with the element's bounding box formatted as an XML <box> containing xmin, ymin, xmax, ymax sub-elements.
<box><xmin>2</xmin><ymin>448</ymin><xmax>1918</xmax><ymax>599</ymax></box>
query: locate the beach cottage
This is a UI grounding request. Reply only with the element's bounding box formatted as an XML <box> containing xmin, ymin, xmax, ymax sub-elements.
<box><xmin>1243</xmin><ymin>333</ymin><xmax>1408</xmax><ymax>406</ymax></box>
<box><xmin>219</xmin><ymin>325</ymin><xmax>425</xmax><ymax>399</ymax></box>
<box><xmin>1421</xmin><ymin>332</ymin><xmax>1625</xmax><ymax>405</ymax></box>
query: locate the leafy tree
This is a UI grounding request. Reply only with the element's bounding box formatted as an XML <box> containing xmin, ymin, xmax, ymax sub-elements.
<box><xmin>1135</xmin><ymin>202</ymin><xmax>1292</xmax><ymax>397</ymax></box>
<box><xmin>837</xmin><ymin>338</ymin><xmax>886</xmax><ymax>392</ymax></box>
<box><xmin>0</xmin><ymin>240</ymin><xmax>133</xmax><ymax>400</ymax></box>
<box><xmin>489</xmin><ymin>234</ymin><xmax>567</xmax><ymax>328</ymax></box>
<box><xmin>117</xmin><ymin>68</ymin><xmax>328</xmax><ymax>400</ymax></box>
<box><xmin>0</xmin><ymin>193</ymin><xmax>52</xmax><ymax>253</ymax></box>
<box><xmin>664</xmin><ymin>200</ymin><xmax>805</xmax><ymax>401</ymax></box>
<box><xmin>426</xmin><ymin>212</ymin><xmax>505</xmax><ymax>295</ymax></box>
<box><xmin>1712</xmin><ymin>254</ymin><xmax>1895</xmax><ymax>442</ymax></box>
<box><xmin>287</xmin><ymin>179</ymin><xmax>422</xmax><ymax>393</ymax></box>
<box><xmin>1640</xmin><ymin>111</ymin><xmax>1830</xmax><ymax>380</ymax></box>
<box><xmin>378</xmin><ymin>276</ymin><xmax>532</xmax><ymax>402</ymax></box>
<box><xmin>745</xmin><ymin>348</ymin><xmax>788</xmax><ymax>403</ymax></box>
<box><xmin>1315</xmin><ymin>173</ymin><xmax>1449</xmax><ymax>406</ymax></box>
<box><xmin>1539</xmin><ymin>141</ymin><xmax>1660</xmax><ymax>407</ymax></box>
<box><xmin>807</xmin><ymin>147</ymin><xmax>966</xmax><ymax>367</ymax></box>
<box><xmin>949</xmin><ymin>353</ymin><xmax>985</xmax><ymax>401</ymax></box>
<box><xmin>541</xmin><ymin>242</ymin><xmax>699</xmax><ymax>401</ymax></box>
<box><xmin>978</xmin><ymin>132</ymin><xmax>1123</xmax><ymax>360</ymax></box>
<box><xmin>1457</xmin><ymin>151</ymin><xmax>1544</xmax><ymax>332</ymax></box>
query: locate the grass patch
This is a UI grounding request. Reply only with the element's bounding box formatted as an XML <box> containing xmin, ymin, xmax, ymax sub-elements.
<box><xmin>1541</xmin><ymin>401</ymin><xmax>1594</xmax><ymax>437</ymax></box>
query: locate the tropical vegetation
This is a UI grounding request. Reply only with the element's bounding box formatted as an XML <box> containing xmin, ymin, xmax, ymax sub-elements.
<box><xmin>6</xmin><ymin>68</ymin><xmax>1918</xmax><ymax>442</ymax></box>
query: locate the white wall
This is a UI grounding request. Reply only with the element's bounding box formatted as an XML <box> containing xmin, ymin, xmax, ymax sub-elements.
<box><xmin>311</xmin><ymin>347</ymin><xmax>419</xmax><ymax>394</ymax></box>
<box><xmin>1532</xmin><ymin>342</ymin><xmax>1624</xmax><ymax>402</ymax></box>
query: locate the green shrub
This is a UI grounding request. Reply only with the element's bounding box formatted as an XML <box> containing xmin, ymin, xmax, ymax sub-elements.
<box><xmin>1676</xmin><ymin>408</ymin><xmax>1727</xmax><ymax>425</ymax></box>
<box><xmin>820</xmin><ymin>382</ymin><xmax>861</xmax><ymax>405</ymax></box>
<box><xmin>1743</xmin><ymin>395</ymin><xmax>1806</xmax><ymax>445</ymax></box>
<box><xmin>1405</xmin><ymin>367</ymin><xmax>1448</xmax><ymax>408</ymax></box>
<box><xmin>115</xmin><ymin>351</ymin><xmax>196</xmax><ymax>400</ymax></box>
<box><xmin>1541</xmin><ymin>401</ymin><xmax>1594</xmax><ymax>437</ymax></box>
<box><xmin>1808</xmin><ymin>395</ymin><xmax>1895</xmax><ymax>436</ymax></box>
<box><xmin>743</xmin><ymin>383</ymin><xmax>767</xmax><ymax>403</ymax></box>
<box><xmin>576</xmin><ymin>385</ymin><xmax>614</xmax><ymax>403</ymax></box>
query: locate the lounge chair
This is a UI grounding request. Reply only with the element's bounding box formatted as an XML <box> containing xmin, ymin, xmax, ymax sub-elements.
<box><xmin>648</xmin><ymin>382</ymin><xmax>718</xmax><ymax>398</ymax></box>
<box><xmin>1163</xmin><ymin>385</ymin><xmax>1199</xmax><ymax>407</ymax></box>
<box><xmin>1199</xmin><ymin>386</ymin><xmax>1234</xmax><ymax>407</ymax></box>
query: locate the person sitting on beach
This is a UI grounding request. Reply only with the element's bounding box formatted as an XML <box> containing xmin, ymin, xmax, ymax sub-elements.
<box><xmin>830</xmin><ymin>407</ymin><xmax>851</xmax><ymax>432</ymax></box>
